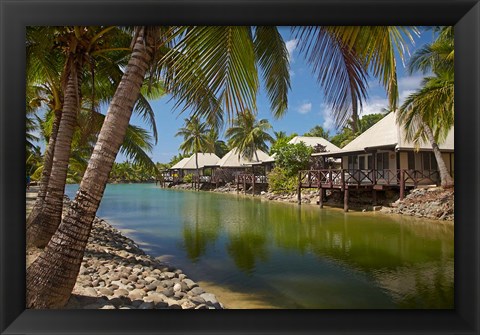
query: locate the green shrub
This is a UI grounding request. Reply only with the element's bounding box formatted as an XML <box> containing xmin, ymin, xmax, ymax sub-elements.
<box><xmin>183</xmin><ymin>174</ymin><xmax>193</xmax><ymax>183</ymax></box>
<box><xmin>275</xmin><ymin>142</ymin><xmax>313</xmax><ymax>177</ymax></box>
<box><xmin>267</xmin><ymin>167</ymin><xmax>298</xmax><ymax>194</ymax></box>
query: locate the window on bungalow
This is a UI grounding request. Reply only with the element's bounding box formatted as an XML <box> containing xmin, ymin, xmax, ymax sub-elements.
<box><xmin>376</xmin><ymin>152</ymin><xmax>390</xmax><ymax>170</ymax></box>
<box><xmin>407</xmin><ymin>152</ymin><xmax>415</xmax><ymax>170</ymax></box>
<box><xmin>422</xmin><ymin>152</ymin><xmax>438</xmax><ymax>170</ymax></box>
<box><xmin>359</xmin><ymin>156</ymin><xmax>365</xmax><ymax>170</ymax></box>
<box><xmin>348</xmin><ymin>156</ymin><xmax>358</xmax><ymax>170</ymax></box>
<box><xmin>367</xmin><ymin>155</ymin><xmax>373</xmax><ymax>169</ymax></box>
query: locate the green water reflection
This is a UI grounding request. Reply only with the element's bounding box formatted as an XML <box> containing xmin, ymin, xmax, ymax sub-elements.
<box><xmin>178</xmin><ymin>192</ymin><xmax>453</xmax><ymax>309</ymax></box>
<box><xmin>67</xmin><ymin>184</ymin><xmax>453</xmax><ymax>309</ymax></box>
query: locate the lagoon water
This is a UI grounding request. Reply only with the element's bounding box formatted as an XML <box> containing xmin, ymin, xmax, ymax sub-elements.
<box><xmin>65</xmin><ymin>183</ymin><xmax>454</xmax><ymax>309</ymax></box>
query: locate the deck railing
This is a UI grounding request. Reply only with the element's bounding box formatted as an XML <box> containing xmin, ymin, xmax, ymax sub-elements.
<box><xmin>299</xmin><ymin>169</ymin><xmax>440</xmax><ymax>189</ymax></box>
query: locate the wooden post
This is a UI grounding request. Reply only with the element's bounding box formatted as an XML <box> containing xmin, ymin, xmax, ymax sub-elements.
<box><xmin>344</xmin><ymin>187</ymin><xmax>349</xmax><ymax>212</ymax></box>
<box><xmin>243</xmin><ymin>176</ymin><xmax>246</xmax><ymax>195</ymax></box>
<box><xmin>400</xmin><ymin>169</ymin><xmax>405</xmax><ymax>200</ymax></box>
<box><xmin>372</xmin><ymin>189</ymin><xmax>377</xmax><ymax>205</ymax></box>
<box><xmin>318</xmin><ymin>185</ymin><xmax>323</xmax><ymax>208</ymax></box>
<box><xmin>236</xmin><ymin>176</ymin><xmax>239</xmax><ymax>193</ymax></box>
<box><xmin>297</xmin><ymin>171</ymin><xmax>302</xmax><ymax>205</ymax></box>
<box><xmin>252</xmin><ymin>174</ymin><xmax>256</xmax><ymax>196</ymax></box>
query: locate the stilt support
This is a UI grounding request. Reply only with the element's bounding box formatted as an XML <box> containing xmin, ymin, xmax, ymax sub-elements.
<box><xmin>318</xmin><ymin>186</ymin><xmax>323</xmax><ymax>208</ymax></box>
<box><xmin>344</xmin><ymin>188</ymin><xmax>349</xmax><ymax>212</ymax></box>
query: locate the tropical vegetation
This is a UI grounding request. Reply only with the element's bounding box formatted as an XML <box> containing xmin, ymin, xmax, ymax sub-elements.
<box><xmin>268</xmin><ymin>142</ymin><xmax>313</xmax><ymax>193</ymax></box>
<box><xmin>397</xmin><ymin>26</ymin><xmax>454</xmax><ymax>187</ymax></box>
<box><xmin>225</xmin><ymin>109</ymin><xmax>274</xmax><ymax>161</ymax></box>
<box><xmin>25</xmin><ymin>25</ymin><xmax>438</xmax><ymax>311</ymax></box>
<box><xmin>26</xmin><ymin>26</ymin><xmax>291</xmax><ymax>308</ymax></box>
<box><xmin>176</xmin><ymin>116</ymin><xmax>214</xmax><ymax>186</ymax></box>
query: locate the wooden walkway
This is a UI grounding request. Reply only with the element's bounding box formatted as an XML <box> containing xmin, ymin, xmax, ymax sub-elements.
<box><xmin>298</xmin><ymin>169</ymin><xmax>439</xmax><ymax>211</ymax></box>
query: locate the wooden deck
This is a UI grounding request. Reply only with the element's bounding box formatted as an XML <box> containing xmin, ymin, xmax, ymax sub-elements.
<box><xmin>298</xmin><ymin>169</ymin><xmax>440</xmax><ymax>211</ymax></box>
<box><xmin>235</xmin><ymin>174</ymin><xmax>268</xmax><ymax>195</ymax></box>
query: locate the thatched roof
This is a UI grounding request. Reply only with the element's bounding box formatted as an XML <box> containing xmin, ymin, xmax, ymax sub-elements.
<box><xmin>288</xmin><ymin>136</ymin><xmax>341</xmax><ymax>152</ymax></box>
<box><xmin>181</xmin><ymin>153</ymin><xmax>221</xmax><ymax>169</ymax></box>
<box><xmin>170</xmin><ymin>157</ymin><xmax>190</xmax><ymax>169</ymax></box>
<box><xmin>216</xmin><ymin>148</ymin><xmax>272</xmax><ymax>167</ymax></box>
<box><xmin>315</xmin><ymin>112</ymin><xmax>454</xmax><ymax>156</ymax></box>
<box><xmin>170</xmin><ymin>153</ymin><xmax>220</xmax><ymax>170</ymax></box>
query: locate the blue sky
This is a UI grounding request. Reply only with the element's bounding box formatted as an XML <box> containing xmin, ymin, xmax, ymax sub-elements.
<box><xmin>119</xmin><ymin>27</ymin><xmax>436</xmax><ymax>164</ymax></box>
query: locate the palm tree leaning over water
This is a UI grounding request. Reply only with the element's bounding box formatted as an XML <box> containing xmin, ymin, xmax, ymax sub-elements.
<box><xmin>26</xmin><ymin>26</ymin><xmax>291</xmax><ymax>308</ymax></box>
<box><xmin>25</xmin><ymin>26</ymin><xmax>135</xmax><ymax>248</ymax></box>
<box><xmin>26</xmin><ymin>26</ymin><xmax>414</xmax><ymax>308</ymax></box>
<box><xmin>26</xmin><ymin>26</ymin><xmax>162</xmax><ymax>248</ymax></box>
<box><xmin>225</xmin><ymin>109</ymin><xmax>274</xmax><ymax>161</ymax></box>
<box><xmin>176</xmin><ymin>116</ymin><xmax>213</xmax><ymax>189</ymax></box>
<box><xmin>397</xmin><ymin>26</ymin><xmax>454</xmax><ymax>187</ymax></box>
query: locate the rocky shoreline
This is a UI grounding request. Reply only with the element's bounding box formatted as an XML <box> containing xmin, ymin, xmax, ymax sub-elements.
<box><xmin>26</xmin><ymin>193</ymin><xmax>224</xmax><ymax>310</ymax></box>
<box><xmin>380</xmin><ymin>186</ymin><xmax>454</xmax><ymax>221</ymax></box>
<box><xmin>169</xmin><ymin>182</ymin><xmax>454</xmax><ymax>221</ymax></box>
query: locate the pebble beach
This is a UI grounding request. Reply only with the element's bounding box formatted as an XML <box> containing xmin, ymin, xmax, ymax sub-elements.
<box><xmin>26</xmin><ymin>188</ymin><xmax>224</xmax><ymax>310</ymax></box>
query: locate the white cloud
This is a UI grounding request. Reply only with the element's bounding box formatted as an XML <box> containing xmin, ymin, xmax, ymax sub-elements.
<box><xmin>360</xmin><ymin>97</ymin><xmax>389</xmax><ymax>116</ymax></box>
<box><xmin>398</xmin><ymin>75</ymin><xmax>423</xmax><ymax>91</ymax></box>
<box><xmin>285</xmin><ymin>39</ymin><xmax>298</xmax><ymax>62</ymax></box>
<box><xmin>297</xmin><ymin>102</ymin><xmax>312</xmax><ymax>114</ymax></box>
<box><xmin>317</xmin><ymin>104</ymin><xmax>337</xmax><ymax>133</ymax></box>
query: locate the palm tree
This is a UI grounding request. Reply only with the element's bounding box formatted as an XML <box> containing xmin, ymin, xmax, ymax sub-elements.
<box><xmin>26</xmin><ymin>25</ymin><xmax>412</xmax><ymax>308</ymax></box>
<box><xmin>26</xmin><ymin>26</ymin><xmax>161</xmax><ymax>248</ymax></box>
<box><xmin>225</xmin><ymin>109</ymin><xmax>274</xmax><ymax>161</ymax></box>
<box><xmin>175</xmin><ymin>116</ymin><xmax>213</xmax><ymax>187</ymax></box>
<box><xmin>208</xmin><ymin>129</ymin><xmax>229</xmax><ymax>158</ymax></box>
<box><xmin>303</xmin><ymin>125</ymin><xmax>330</xmax><ymax>139</ymax></box>
<box><xmin>397</xmin><ymin>27</ymin><xmax>454</xmax><ymax>187</ymax></box>
<box><xmin>294</xmin><ymin>26</ymin><xmax>418</xmax><ymax>131</ymax></box>
<box><xmin>25</xmin><ymin>26</ymin><xmax>133</xmax><ymax>248</ymax></box>
<box><xmin>26</xmin><ymin>26</ymin><xmax>290</xmax><ymax>308</ymax></box>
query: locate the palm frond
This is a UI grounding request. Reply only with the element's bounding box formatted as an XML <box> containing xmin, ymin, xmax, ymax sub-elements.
<box><xmin>254</xmin><ymin>26</ymin><xmax>291</xmax><ymax>118</ymax></box>
<box><xmin>160</xmin><ymin>26</ymin><xmax>258</xmax><ymax>122</ymax></box>
<box><xmin>293</xmin><ymin>26</ymin><xmax>370</xmax><ymax>127</ymax></box>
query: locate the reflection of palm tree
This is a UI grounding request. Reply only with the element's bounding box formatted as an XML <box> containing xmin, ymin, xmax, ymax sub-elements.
<box><xmin>226</xmin><ymin>234</ymin><xmax>268</xmax><ymax>274</ymax></box>
<box><xmin>181</xmin><ymin>195</ymin><xmax>221</xmax><ymax>261</ymax></box>
<box><xmin>225</xmin><ymin>202</ymin><xmax>268</xmax><ymax>274</ymax></box>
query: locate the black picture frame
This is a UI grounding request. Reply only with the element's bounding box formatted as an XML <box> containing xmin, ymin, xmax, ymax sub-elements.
<box><xmin>1</xmin><ymin>0</ymin><xmax>479</xmax><ymax>334</ymax></box>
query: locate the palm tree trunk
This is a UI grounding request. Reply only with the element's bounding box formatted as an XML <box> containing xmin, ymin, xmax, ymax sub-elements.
<box><xmin>26</xmin><ymin>29</ymin><xmax>154</xmax><ymax>309</ymax></box>
<box><xmin>27</xmin><ymin>63</ymin><xmax>82</xmax><ymax>248</ymax></box>
<box><xmin>26</xmin><ymin>109</ymin><xmax>61</xmax><ymax>225</ymax></box>
<box><xmin>423</xmin><ymin>123</ymin><xmax>454</xmax><ymax>187</ymax></box>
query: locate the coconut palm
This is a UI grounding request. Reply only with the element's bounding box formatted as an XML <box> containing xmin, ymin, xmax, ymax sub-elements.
<box><xmin>176</xmin><ymin>116</ymin><xmax>214</xmax><ymax>187</ymax></box>
<box><xmin>26</xmin><ymin>26</ymin><xmax>161</xmax><ymax>248</ymax></box>
<box><xmin>303</xmin><ymin>125</ymin><xmax>330</xmax><ymax>139</ymax></box>
<box><xmin>397</xmin><ymin>27</ymin><xmax>454</xmax><ymax>187</ymax></box>
<box><xmin>208</xmin><ymin>129</ymin><xmax>229</xmax><ymax>158</ymax></box>
<box><xmin>225</xmin><ymin>109</ymin><xmax>274</xmax><ymax>161</ymax></box>
<box><xmin>294</xmin><ymin>26</ymin><xmax>418</xmax><ymax>131</ymax></box>
<box><xmin>25</xmin><ymin>26</ymin><xmax>134</xmax><ymax>248</ymax></box>
<box><xmin>26</xmin><ymin>25</ymin><xmax>414</xmax><ymax>308</ymax></box>
<box><xmin>25</xmin><ymin>27</ymin><xmax>65</xmax><ymax>224</ymax></box>
<box><xmin>26</xmin><ymin>26</ymin><xmax>290</xmax><ymax>308</ymax></box>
